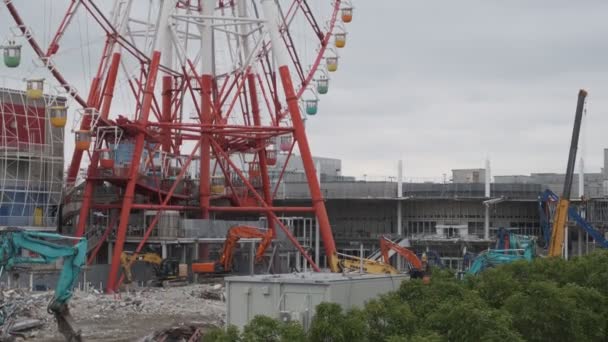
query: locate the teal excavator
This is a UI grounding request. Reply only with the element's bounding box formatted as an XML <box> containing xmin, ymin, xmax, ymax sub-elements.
<box><xmin>467</xmin><ymin>228</ymin><xmax>536</xmax><ymax>275</ymax></box>
<box><xmin>0</xmin><ymin>227</ymin><xmax>87</xmax><ymax>341</ymax></box>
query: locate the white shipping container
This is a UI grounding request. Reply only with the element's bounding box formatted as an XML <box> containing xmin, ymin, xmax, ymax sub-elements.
<box><xmin>225</xmin><ymin>272</ymin><xmax>408</xmax><ymax>330</ymax></box>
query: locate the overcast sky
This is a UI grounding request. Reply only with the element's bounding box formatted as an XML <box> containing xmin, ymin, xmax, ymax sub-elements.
<box><xmin>305</xmin><ymin>0</ymin><xmax>608</xmax><ymax>180</ymax></box>
<box><xmin>2</xmin><ymin>1</ymin><xmax>608</xmax><ymax>180</ymax></box>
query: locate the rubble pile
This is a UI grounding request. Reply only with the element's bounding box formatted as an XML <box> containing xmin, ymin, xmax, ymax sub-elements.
<box><xmin>0</xmin><ymin>284</ymin><xmax>226</xmax><ymax>341</ymax></box>
<box><xmin>75</xmin><ymin>283</ymin><xmax>226</xmax><ymax>318</ymax></box>
<box><xmin>0</xmin><ymin>289</ymin><xmax>49</xmax><ymax>339</ymax></box>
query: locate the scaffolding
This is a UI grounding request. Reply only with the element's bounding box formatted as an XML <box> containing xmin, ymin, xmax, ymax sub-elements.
<box><xmin>0</xmin><ymin>88</ymin><xmax>65</xmax><ymax>229</ymax></box>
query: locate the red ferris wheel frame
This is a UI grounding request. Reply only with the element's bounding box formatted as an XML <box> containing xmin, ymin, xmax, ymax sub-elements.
<box><xmin>5</xmin><ymin>0</ymin><xmax>350</xmax><ymax>292</ymax></box>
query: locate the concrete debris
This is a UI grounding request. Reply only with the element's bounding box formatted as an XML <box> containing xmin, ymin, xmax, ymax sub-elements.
<box><xmin>0</xmin><ymin>288</ymin><xmax>53</xmax><ymax>340</ymax></box>
<box><xmin>9</xmin><ymin>319</ymin><xmax>43</xmax><ymax>332</ymax></box>
<box><xmin>0</xmin><ymin>284</ymin><xmax>225</xmax><ymax>341</ymax></box>
<box><xmin>137</xmin><ymin>323</ymin><xmax>211</xmax><ymax>342</ymax></box>
<box><xmin>190</xmin><ymin>284</ymin><xmax>225</xmax><ymax>302</ymax></box>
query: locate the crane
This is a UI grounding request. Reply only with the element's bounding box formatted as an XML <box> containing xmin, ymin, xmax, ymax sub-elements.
<box><xmin>548</xmin><ymin>89</ymin><xmax>588</xmax><ymax>257</ymax></box>
<box><xmin>191</xmin><ymin>225</ymin><xmax>273</xmax><ymax>274</ymax></box>
<box><xmin>539</xmin><ymin>189</ymin><xmax>608</xmax><ymax>250</ymax></box>
<box><xmin>0</xmin><ymin>227</ymin><xmax>87</xmax><ymax>341</ymax></box>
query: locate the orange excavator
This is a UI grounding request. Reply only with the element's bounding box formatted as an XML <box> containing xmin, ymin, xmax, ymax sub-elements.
<box><xmin>192</xmin><ymin>225</ymin><xmax>273</xmax><ymax>274</ymax></box>
<box><xmin>379</xmin><ymin>237</ymin><xmax>429</xmax><ymax>281</ymax></box>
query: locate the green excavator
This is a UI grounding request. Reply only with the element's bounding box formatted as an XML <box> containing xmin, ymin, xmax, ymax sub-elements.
<box><xmin>0</xmin><ymin>227</ymin><xmax>87</xmax><ymax>341</ymax></box>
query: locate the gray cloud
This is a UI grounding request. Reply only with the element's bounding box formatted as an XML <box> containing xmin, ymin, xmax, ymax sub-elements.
<box><xmin>2</xmin><ymin>1</ymin><xmax>607</xmax><ymax>180</ymax></box>
<box><xmin>307</xmin><ymin>1</ymin><xmax>608</xmax><ymax>178</ymax></box>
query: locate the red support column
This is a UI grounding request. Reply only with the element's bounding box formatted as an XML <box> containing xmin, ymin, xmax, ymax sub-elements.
<box><xmin>248</xmin><ymin>72</ymin><xmax>275</xmax><ymax>237</ymax></box>
<box><xmin>199</xmin><ymin>75</ymin><xmax>213</xmax><ymax>218</ymax></box>
<box><xmin>66</xmin><ymin>76</ymin><xmax>101</xmax><ymax>185</ymax></box>
<box><xmin>106</xmin><ymin>51</ymin><xmax>162</xmax><ymax>292</ymax></box>
<box><xmin>73</xmin><ymin>53</ymin><xmax>122</xmax><ymax>238</ymax></box>
<box><xmin>161</xmin><ymin>76</ymin><xmax>173</xmax><ymax>154</ymax></box>
<box><xmin>278</xmin><ymin>65</ymin><xmax>339</xmax><ymax>271</ymax></box>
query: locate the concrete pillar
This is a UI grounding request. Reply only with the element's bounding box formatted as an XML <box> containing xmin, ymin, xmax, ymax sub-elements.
<box><xmin>29</xmin><ymin>272</ymin><xmax>33</xmax><ymax>292</ymax></box>
<box><xmin>397</xmin><ymin>160</ymin><xmax>403</xmax><ymax>270</ymax></box>
<box><xmin>193</xmin><ymin>241</ymin><xmax>199</xmax><ymax>283</ymax></box>
<box><xmin>484</xmin><ymin>158</ymin><xmax>491</xmax><ymax>240</ymax></box>
<box><xmin>161</xmin><ymin>243</ymin><xmax>168</xmax><ymax>259</ymax></box>
<box><xmin>107</xmin><ymin>242</ymin><xmax>113</xmax><ymax>264</ymax></box>
<box><xmin>250</xmin><ymin>241</ymin><xmax>255</xmax><ymax>275</ymax></box>
<box><xmin>181</xmin><ymin>245</ymin><xmax>187</xmax><ymax>264</ymax></box>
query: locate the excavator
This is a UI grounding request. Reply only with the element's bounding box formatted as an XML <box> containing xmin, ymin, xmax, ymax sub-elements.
<box><xmin>193</xmin><ymin>225</ymin><xmax>430</xmax><ymax>280</ymax></box>
<box><xmin>194</xmin><ymin>225</ymin><xmax>431</xmax><ymax>281</ymax></box>
<box><xmin>467</xmin><ymin>229</ymin><xmax>536</xmax><ymax>275</ymax></box>
<box><xmin>119</xmin><ymin>251</ymin><xmax>185</xmax><ymax>286</ymax></box>
<box><xmin>191</xmin><ymin>225</ymin><xmax>273</xmax><ymax>274</ymax></box>
<box><xmin>0</xmin><ymin>227</ymin><xmax>87</xmax><ymax>341</ymax></box>
<box><xmin>379</xmin><ymin>237</ymin><xmax>428</xmax><ymax>279</ymax></box>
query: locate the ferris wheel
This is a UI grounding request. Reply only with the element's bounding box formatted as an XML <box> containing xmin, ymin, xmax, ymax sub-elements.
<box><xmin>2</xmin><ymin>0</ymin><xmax>355</xmax><ymax>291</ymax></box>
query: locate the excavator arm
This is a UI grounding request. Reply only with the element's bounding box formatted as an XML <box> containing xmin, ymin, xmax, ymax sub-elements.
<box><xmin>0</xmin><ymin>227</ymin><xmax>86</xmax><ymax>341</ymax></box>
<box><xmin>193</xmin><ymin>225</ymin><xmax>273</xmax><ymax>274</ymax></box>
<box><xmin>380</xmin><ymin>237</ymin><xmax>423</xmax><ymax>271</ymax></box>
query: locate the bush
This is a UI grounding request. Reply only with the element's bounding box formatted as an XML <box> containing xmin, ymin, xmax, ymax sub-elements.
<box><xmin>203</xmin><ymin>251</ymin><xmax>608</xmax><ymax>342</ymax></box>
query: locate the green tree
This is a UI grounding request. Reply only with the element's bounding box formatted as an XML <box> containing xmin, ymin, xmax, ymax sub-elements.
<box><xmin>407</xmin><ymin>331</ymin><xmax>444</xmax><ymax>342</ymax></box>
<box><xmin>504</xmin><ymin>281</ymin><xmax>585</xmax><ymax>342</ymax></box>
<box><xmin>364</xmin><ymin>293</ymin><xmax>415</xmax><ymax>341</ymax></box>
<box><xmin>308</xmin><ymin>303</ymin><xmax>346</xmax><ymax>342</ymax></box>
<box><xmin>560</xmin><ymin>283</ymin><xmax>608</xmax><ymax>341</ymax></box>
<box><xmin>427</xmin><ymin>299</ymin><xmax>522</xmax><ymax>342</ymax></box>
<box><xmin>469</xmin><ymin>266</ymin><xmax>523</xmax><ymax>308</ymax></box>
<box><xmin>279</xmin><ymin>321</ymin><xmax>307</xmax><ymax>342</ymax></box>
<box><xmin>396</xmin><ymin>276</ymin><xmax>467</xmax><ymax>325</ymax></box>
<box><xmin>203</xmin><ymin>325</ymin><xmax>241</xmax><ymax>342</ymax></box>
<box><xmin>241</xmin><ymin>315</ymin><xmax>281</xmax><ymax>342</ymax></box>
<box><xmin>342</xmin><ymin>307</ymin><xmax>369</xmax><ymax>342</ymax></box>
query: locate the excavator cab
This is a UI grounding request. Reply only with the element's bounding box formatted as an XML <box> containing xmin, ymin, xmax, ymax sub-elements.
<box><xmin>156</xmin><ymin>258</ymin><xmax>180</xmax><ymax>280</ymax></box>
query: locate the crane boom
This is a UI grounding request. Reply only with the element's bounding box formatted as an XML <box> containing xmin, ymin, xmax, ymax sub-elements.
<box><xmin>548</xmin><ymin>89</ymin><xmax>587</xmax><ymax>257</ymax></box>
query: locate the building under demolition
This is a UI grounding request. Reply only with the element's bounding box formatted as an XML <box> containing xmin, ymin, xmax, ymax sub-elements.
<box><xmin>0</xmin><ymin>88</ymin><xmax>65</xmax><ymax>230</ymax></box>
<box><xmin>60</xmin><ymin>149</ymin><xmax>608</xmax><ymax>280</ymax></box>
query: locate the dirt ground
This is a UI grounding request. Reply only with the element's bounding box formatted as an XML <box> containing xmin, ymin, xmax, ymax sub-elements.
<box><xmin>4</xmin><ymin>284</ymin><xmax>226</xmax><ymax>341</ymax></box>
<box><xmin>34</xmin><ymin>314</ymin><xmax>214</xmax><ymax>341</ymax></box>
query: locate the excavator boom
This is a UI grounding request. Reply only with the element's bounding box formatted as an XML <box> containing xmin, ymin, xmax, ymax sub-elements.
<box><xmin>339</xmin><ymin>255</ymin><xmax>399</xmax><ymax>274</ymax></box>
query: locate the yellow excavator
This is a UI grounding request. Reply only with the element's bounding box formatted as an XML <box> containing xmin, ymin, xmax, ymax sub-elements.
<box><xmin>339</xmin><ymin>237</ymin><xmax>429</xmax><ymax>280</ymax></box>
<box><xmin>120</xmin><ymin>251</ymin><xmax>186</xmax><ymax>286</ymax></box>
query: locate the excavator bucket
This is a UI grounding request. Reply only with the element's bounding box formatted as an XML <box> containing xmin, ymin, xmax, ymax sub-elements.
<box><xmin>50</xmin><ymin>303</ymin><xmax>82</xmax><ymax>342</ymax></box>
